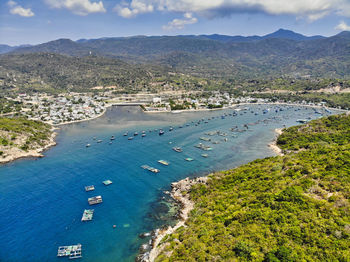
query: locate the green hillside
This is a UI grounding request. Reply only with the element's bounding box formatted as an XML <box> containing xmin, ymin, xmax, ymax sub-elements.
<box><xmin>156</xmin><ymin>114</ymin><xmax>350</xmax><ymax>261</ymax></box>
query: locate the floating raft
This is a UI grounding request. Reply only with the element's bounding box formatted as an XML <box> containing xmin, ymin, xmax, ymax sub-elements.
<box><xmin>85</xmin><ymin>185</ymin><xmax>95</xmax><ymax>192</ymax></box>
<box><xmin>81</xmin><ymin>209</ymin><xmax>94</xmax><ymax>221</ymax></box>
<box><xmin>57</xmin><ymin>244</ymin><xmax>82</xmax><ymax>259</ymax></box>
<box><xmin>141</xmin><ymin>165</ymin><xmax>160</xmax><ymax>173</ymax></box>
<box><xmin>88</xmin><ymin>195</ymin><xmax>103</xmax><ymax>205</ymax></box>
<box><xmin>102</xmin><ymin>180</ymin><xmax>113</xmax><ymax>186</ymax></box>
<box><xmin>158</xmin><ymin>160</ymin><xmax>169</xmax><ymax>166</ymax></box>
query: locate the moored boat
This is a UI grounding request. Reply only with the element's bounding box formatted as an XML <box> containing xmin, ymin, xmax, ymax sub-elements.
<box><xmin>158</xmin><ymin>160</ymin><xmax>169</xmax><ymax>166</ymax></box>
<box><xmin>172</xmin><ymin>147</ymin><xmax>182</xmax><ymax>153</ymax></box>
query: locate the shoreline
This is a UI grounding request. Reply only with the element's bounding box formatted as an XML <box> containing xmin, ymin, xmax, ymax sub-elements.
<box><xmin>53</xmin><ymin>107</ymin><xmax>107</xmax><ymax>127</ymax></box>
<box><xmin>0</xmin><ymin>128</ymin><xmax>58</xmax><ymax>164</ymax></box>
<box><xmin>268</xmin><ymin>128</ymin><xmax>284</xmax><ymax>156</ymax></box>
<box><xmin>144</xmin><ymin>125</ymin><xmax>286</xmax><ymax>261</ymax></box>
<box><xmin>143</xmin><ymin>176</ymin><xmax>208</xmax><ymax>262</ymax></box>
<box><xmin>143</xmin><ymin>102</ymin><xmax>347</xmax><ymax>114</ymax></box>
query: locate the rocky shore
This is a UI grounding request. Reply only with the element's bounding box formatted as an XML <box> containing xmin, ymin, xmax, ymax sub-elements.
<box><xmin>0</xmin><ymin>128</ymin><xmax>58</xmax><ymax>164</ymax></box>
<box><xmin>137</xmin><ymin>176</ymin><xmax>208</xmax><ymax>262</ymax></box>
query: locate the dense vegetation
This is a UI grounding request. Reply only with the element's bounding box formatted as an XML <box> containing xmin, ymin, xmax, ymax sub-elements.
<box><xmin>4</xmin><ymin>31</ymin><xmax>350</xmax><ymax>80</ymax></box>
<box><xmin>0</xmin><ymin>117</ymin><xmax>52</xmax><ymax>153</ymax></box>
<box><xmin>157</xmin><ymin>114</ymin><xmax>350</xmax><ymax>261</ymax></box>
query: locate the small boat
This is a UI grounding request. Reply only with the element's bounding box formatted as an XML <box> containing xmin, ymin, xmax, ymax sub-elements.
<box><xmin>123</xmin><ymin>132</ymin><xmax>128</xmax><ymax>136</ymax></box>
<box><xmin>81</xmin><ymin>209</ymin><xmax>94</xmax><ymax>221</ymax></box>
<box><xmin>109</xmin><ymin>142</ymin><xmax>112</xmax><ymax>145</ymax></box>
<box><xmin>172</xmin><ymin>147</ymin><xmax>182</xmax><ymax>153</ymax></box>
<box><xmin>142</xmin><ymin>133</ymin><xmax>146</xmax><ymax>137</ymax></box>
<box><xmin>102</xmin><ymin>180</ymin><xmax>113</xmax><ymax>186</ymax></box>
<box><xmin>86</xmin><ymin>144</ymin><xmax>91</xmax><ymax>147</ymax></box>
<box><xmin>159</xmin><ymin>129</ymin><xmax>165</xmax><ymax>135</ymax></box>
<box><xmin>110</xmin><ymin>136</ymin><xmax>115</xmax><ymax>140</ymax></box>
<box><xmin>128</xmin><ymin>137</ymin><xmax>134</xmax><ymax>140</ymax></box>
<box><xmin>97</xmin><ymin>140</ymin><xmax>102</xmax><ymax>143</ymax></box>
<box><xmin>185</xmin><ymin>158</ymin><xmax>194</xmax><ymax>162</ymax></box>
<box><xmin>158</xmin><ymin>160</ymin><xmax>169</xmax><ymax>166</ymax></box>
<box><xmin>85</xmin><ymin>185</ymin><xmax>95</xmax><ymax>192</ymax></box>
<box><xmin>169</xmin><ymin>127</ymin><xmax>173</xmax><ymax>131</ymax></box>
<box><xmin>201</xmin><ymin>154</ymin><xmax>209</xmax><ymax>158</ymax></box>
<box><xmin>134</xmin><ymin>132</ymin><xmax>138</xmax><ymax>136</ymax></box>
<box><xmin>88</xmin><ymin>195</ymin><xmax>103</xmax><ymax>205</ymax></box>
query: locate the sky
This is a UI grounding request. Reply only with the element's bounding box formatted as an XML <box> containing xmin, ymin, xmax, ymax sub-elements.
<box><xmin>1</xmin><ymin>0</ymin><xmax>350</xmax><ymax>45</ymax></box>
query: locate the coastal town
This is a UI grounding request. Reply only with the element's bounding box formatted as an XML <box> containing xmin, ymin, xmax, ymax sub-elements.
<box><xmin>1</xmin><ymin>90</ymin><xmax>337</xmax><ymax>125</ymax></box>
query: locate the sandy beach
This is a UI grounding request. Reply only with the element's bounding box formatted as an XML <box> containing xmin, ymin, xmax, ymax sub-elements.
<box><xmin>268</xmin><ymin>128</ymin><xmax>284</xmax><ymax>156</ymax></box>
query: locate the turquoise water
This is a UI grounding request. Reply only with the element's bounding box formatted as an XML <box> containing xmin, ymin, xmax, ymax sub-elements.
<box><xmin>0</xmin><ymin>105</ymin><xmax>335</xmax><ymax>261</ymax></box>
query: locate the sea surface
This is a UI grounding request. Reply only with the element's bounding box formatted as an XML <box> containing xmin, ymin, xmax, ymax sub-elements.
<box><xmin>0</xmin><ymin>104</ymin><xmax>337</xmax><ymax>262</ymax></box>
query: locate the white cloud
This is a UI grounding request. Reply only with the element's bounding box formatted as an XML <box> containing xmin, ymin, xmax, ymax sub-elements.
<box><xmin>163</xmin><ymin>13</ymin><xmax>198</xmax><ymax>30</ymax></box>
<box><xmin>114</xmin><ymin>0</ymin><xmax>154</xmax><ymax>18</ymax></box>
<box><xmin>335</xmin><ymin>21</ymin><xmax>350</xmax><ymax>31</ymax></box>
<box><xmin>7</xmin><ymin>1</ymin><xmax>34</xmax><ymax>17</ymax></box>
<box><xmin>45</xmin><ymin>0</ymin><xmax>106</xmax><ymax>16</ymax></box>
<box><xmin>114</xmin><ymin>0</ymin><xmax>350</xmax><ymax>21</ymax></box>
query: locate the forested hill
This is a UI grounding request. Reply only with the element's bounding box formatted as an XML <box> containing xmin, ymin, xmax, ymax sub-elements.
<box><xmin>1</xmin><ymin>30</ymin><xmax>350</xmax><ymax>80</ymax></box>
<box><xmin>157</xmin><ymin>114</ymin><xmax>350</xmax><ymax>261</ymax></box>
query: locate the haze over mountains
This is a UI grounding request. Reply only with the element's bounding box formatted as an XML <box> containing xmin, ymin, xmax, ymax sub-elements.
<box><xmin>1</xmin><ymin>29</ymin><xmax>350</xmax><ymax>93</ymax></box>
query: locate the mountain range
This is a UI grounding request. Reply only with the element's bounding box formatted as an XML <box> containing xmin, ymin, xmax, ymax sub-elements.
<box><xmin>1</xmin><ymin>29</ymin><xmax>350</xmax><ymax>93</ymax></box>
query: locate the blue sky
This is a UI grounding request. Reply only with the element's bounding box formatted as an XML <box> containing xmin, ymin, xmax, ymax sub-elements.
<box><xmin>1</xmin><ymin>0</ymin><xmax>350</xmax><ymax>45</ymax></box>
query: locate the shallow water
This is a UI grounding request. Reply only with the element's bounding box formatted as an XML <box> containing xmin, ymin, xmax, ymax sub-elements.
<box><xmin>0</xmin><ymin>105</ymin><xmax>336</xmax><ymax>261</ymax></box>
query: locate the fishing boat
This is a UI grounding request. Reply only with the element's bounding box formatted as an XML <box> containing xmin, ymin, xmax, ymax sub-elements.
<box><xmin>85</xmin><ymin>185</ymin><xmax>95</xmax><ymax>192</ymax></box>
<box><xmin>88</xmin><ymin>195</ymin><xmax>103</xmax><ymax>205</ymax></box>
<box><xmin>158</xmin><ymin>160</ymin><xmax>169</xmax><ymax>166</ymax></box>
<box><xmin>81</xmin><ymin>209</ymin><xmax>94</xmax><ymax>222</ymax></box>
<box><xmin>172</xmin><ymin>147</ymin><xmax>182</xmax><ymax>153</ymax></box>
<box><xmin>185</xmin><ymin>158</ymin><xmax>194</xmax><ymax>162</ymax></box>
<box><xmin>159</xmin><ymin>129</ymin><xmax>165</xmax><ymax>135</ymax></box>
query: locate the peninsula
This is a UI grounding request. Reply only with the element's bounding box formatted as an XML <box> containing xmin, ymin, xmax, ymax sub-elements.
<box><xmin>152</xmin><ymin>113</ymin><xmax>350</xmax><ymax>261</ymax></box>
<box><xmin>0</xmin><ymin>117</ymin><xmax>56</xmax><ymax>164</ymax></box>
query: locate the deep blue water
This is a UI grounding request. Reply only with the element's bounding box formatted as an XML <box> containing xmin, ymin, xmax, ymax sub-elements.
<box><xmin>0</xmin><ymin>105</ymin><xmax>337</xmax><ymax>261</ymax></box>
